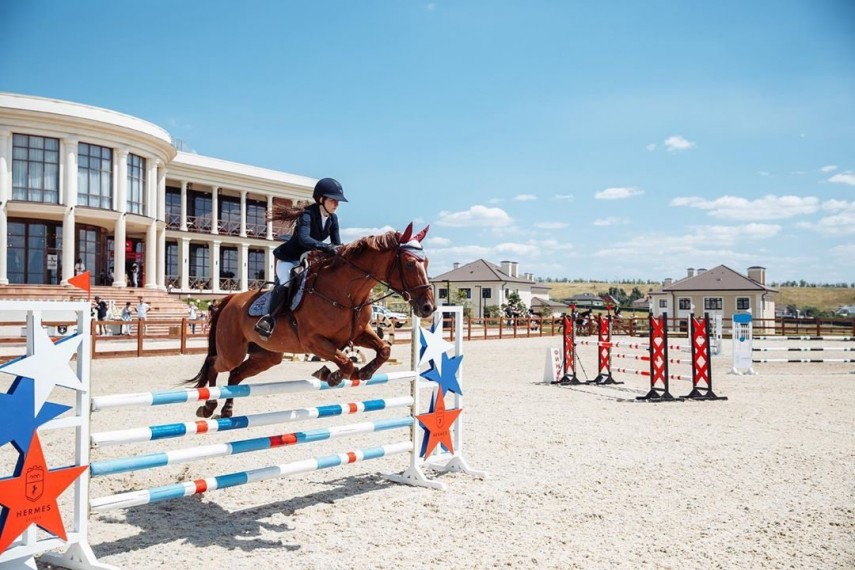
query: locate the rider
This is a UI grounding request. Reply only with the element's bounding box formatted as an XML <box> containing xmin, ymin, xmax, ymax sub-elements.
<box><xmin>254</xmin><ymin>177</ymin><xmax>348</xmax><ymax>339</ymax></box>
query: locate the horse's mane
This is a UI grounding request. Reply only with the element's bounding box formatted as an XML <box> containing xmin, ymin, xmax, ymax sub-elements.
<box><xmin>311</xmin><ymin>230</ymin><xmax>400</xmax><ymax>271</ymax></box>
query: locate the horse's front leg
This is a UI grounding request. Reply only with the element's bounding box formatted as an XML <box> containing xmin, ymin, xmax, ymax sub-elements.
<box><xmin>306</xmin><ymin>338</ymin><xmax>356</xmax><ymax>387</ymax></box>
<box><xmin>351</xmin><ymin>326</ymin><xmax>392</xmax><ymax>380</ymax></box>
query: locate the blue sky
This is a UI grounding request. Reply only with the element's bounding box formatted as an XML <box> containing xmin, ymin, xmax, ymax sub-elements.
<box><xmin>2</xmin><ymin>1</ymin><xmax>854</xmax><ymax>283</ymax></box>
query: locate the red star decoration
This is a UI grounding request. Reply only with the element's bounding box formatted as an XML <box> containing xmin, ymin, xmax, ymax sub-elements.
<box><xmin>0</xmin><ymin>433</ymin><xmax>87</xmax><ymax>554</ymax></box>
<box><xmin>416</xmin><ymin>391</ymin><xmax>462</xmax><ymax>458</ymax></box>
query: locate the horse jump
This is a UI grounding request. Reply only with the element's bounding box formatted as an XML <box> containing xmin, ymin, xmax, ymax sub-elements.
<box><xmin>0</xmin><ymin>302</ymin><xmax>484</xmax><ymax>570</ymax></box>
<box><xmin>732</xmin><ymin>314</ymin><xmax>855</xmax><ymax>373</ymax></box>
<box><xmin>554</xmin><ymin>312</ymin><xmax>726</xmax><ymax>401</ymax></box>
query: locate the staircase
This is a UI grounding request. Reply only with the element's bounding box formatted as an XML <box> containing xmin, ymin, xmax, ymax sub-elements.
<box><xmin>0</xmin><ymin>284</ymin><xmax>206</xmax><ymax>336</ymax></box>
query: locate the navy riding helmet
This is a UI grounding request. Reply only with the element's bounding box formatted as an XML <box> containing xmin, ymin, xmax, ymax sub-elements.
<box><xmin>312</xmin><ymin>178</ymin><xmax>348</xmax><ymax>203</ymax></box>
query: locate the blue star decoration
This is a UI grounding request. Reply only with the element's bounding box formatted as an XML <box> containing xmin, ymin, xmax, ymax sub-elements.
<box><xmin>0</xmin><ymin>328</ymin><xmax>83</xmax><ymax>414</ymax></box>
<box><xmin>421</xmin><ymin>352</ymin><xmax>464</xmax><ymax>396</ymax></box>
<box><xmin>0</xmin><ymin>377</ymin><xmax>70</xmax><ymax>455</ymax></box>
<box><xmin>418</xmin><ymin>322</ymin><xmax>454</xmax><ymax>371</ymax></box>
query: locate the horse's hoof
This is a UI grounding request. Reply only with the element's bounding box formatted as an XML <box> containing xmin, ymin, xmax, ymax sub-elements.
<box><xmin>326</xmin><ymin>376</ymin><xmax>343</xmax><ymax>387</ymax></box>
<box><xmin>220</xmin><ymin>408</ymin><xmax>233</xmax><ymax>418</ymax></box>
<box><xmin>312</xmin><ymin>365</ymin><xmax>331</xmax><ymax>381</ymax></box>
<box><xmin>196</xmin><ymin>405</ymin><xmax>214</xmax><ymax>419</ymax></box>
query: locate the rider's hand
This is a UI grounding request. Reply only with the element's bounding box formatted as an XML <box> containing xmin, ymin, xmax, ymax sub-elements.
<box><xmin>319</xmin><ymin>243</ymin><xmax>338</xmax><ymax>254</ymax></box>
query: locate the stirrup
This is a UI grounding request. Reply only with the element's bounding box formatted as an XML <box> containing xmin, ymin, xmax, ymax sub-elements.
<box><xmin>255</xmin><ymin>316</ymin><xmax>274</xmax><ymax>339</ymax></box>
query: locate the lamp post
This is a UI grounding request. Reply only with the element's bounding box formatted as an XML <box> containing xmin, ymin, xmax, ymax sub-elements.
<box><xmin>475</xmin><ymin>285</ymin><xmax>483</xmax><ymax>319</ymax></box>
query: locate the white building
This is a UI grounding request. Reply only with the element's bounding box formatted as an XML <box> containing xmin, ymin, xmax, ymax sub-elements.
<box><xmin>429</xmin><ymin>259</ymin><xmax>542</xmax><ymax>318</ymax></box>
<box><xmin>0</xmin><ymin>92</ymin><xmax>314</xmax><ymax>293</ymax></box>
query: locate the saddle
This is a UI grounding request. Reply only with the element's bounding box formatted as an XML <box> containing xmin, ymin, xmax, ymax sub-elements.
<box><xmin>248</xmin><ymin>264</ymin><xmax>310</xmax><ymax>318</ymax></box>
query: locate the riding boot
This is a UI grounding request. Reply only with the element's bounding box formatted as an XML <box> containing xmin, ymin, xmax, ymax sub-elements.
<box><xmin>255</xmin><ymin>284</ymin><xmax>289</xmax><ymax>339</ymax></box>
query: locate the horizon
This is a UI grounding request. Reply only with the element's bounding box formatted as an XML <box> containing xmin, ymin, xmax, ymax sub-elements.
<box><xmin>1</xmin><ymin>1</ymin><xmax>853</xmax><ymax>283</ymax></box>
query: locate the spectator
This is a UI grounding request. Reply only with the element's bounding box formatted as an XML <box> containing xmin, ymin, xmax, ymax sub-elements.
<box><xmin>130</xmin><ymin>264</ymin><xmax>140</xmax><ymax>288</ymax></box>
<box><xmin>188</xmin><ymin>302</ymin><xmax>198</xmax><ymax>334</ymax></box>
<box><xmin>74</xmin><ymin>258</ymin><xmax>85</xmax><ymax>276</ymax></box>
<box><xmin>120</xmin><ymin>301</ymin><xmax>133</xmax><ymax>335</ymax></box>
<box><xmin>136</xmin><ymin>296</ymin><xmax>152</xmax><ymax>333</ymax></box>
<box><xmin>93</xmin><ymin>296</ymin><xmax>108</xmax><ymax>335</ymax></box>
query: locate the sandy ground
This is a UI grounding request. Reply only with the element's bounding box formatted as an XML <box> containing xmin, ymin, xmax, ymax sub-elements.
<box><xmin>3</xmin><ymin>334</ymin><xmax>853</xmax><ymax>569</ymax></box>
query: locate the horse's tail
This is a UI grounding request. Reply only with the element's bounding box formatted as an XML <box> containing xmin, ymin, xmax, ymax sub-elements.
<box><xmin>186</xmin><ymin>294</ymin><xmax>235</xmax><ymax>389</ymax></box>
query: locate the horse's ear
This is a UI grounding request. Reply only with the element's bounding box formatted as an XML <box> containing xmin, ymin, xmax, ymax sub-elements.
<box><xmin>399</xmin><ymin>222</ymin><xmax>414</xmax><ymax>244</ymax></box>
<box><xmin>413</xmin><ymin>225</ymin><xmax>429</xmax><ymax>243</ymax></box>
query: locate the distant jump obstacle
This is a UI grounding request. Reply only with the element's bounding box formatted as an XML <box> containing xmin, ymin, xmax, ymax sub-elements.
<box><xmin>0</xmin><ymin>302</ymin><xmax>485</xmax><ymax>570</ymax></box>
<box><xmin>552</xmin><ymin>312</ymin><xmax>726</xmax><ymax>402</ymax></box>
<box><xmin>731</xmin><ymin>313</ymin><xmax>855</xmax><ymax>374</ymax></box>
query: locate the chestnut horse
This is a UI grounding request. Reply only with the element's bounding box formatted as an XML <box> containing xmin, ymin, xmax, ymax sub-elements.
<box><xmin>187</xmin><ymin>223</ymin><xmax>435</xmax><ymax>418</ymax></box>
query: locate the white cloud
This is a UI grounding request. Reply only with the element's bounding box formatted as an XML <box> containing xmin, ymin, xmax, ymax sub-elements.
<box><xmin>670</xmin><ymin>194</ymin><xmax>820</xmax><ymax>220</ymax></box>
<box><xmin>495</xmin><ymin>242</ymin><xmax>541</xmax><ymax>256</ymax></box>
<box><xmin>340</xmin><ymin>226</ymin><xmax>396</xmax><ymax>241</ymax></box>
<box><xmin>435</xmin><ymin>205</ymin><xmax>513</xmax><ymax>227</ymax></box>
<box><xmin>552</xmin><ymin>194</ymin><xmax>574</xmax><ymax>201</ymax></box>
<box><xmin>664</xmin><ymin>135</ymin><xmax>696</xmax><ymax>152</ymax></box>
<box><xmin>534</xmin><ymin>221</ymin><xmax>568</xmax><ymax>229</ymax></box>
<box><xmin>424</xmin><ymin>236</ymin><xmax>451</xmax><ymax>247</ymax></box>
<box><xmin>488</xmin><ymin>197</ymin><xmax>504</xmax><ymax>204</ymax></box>
<box><xmin>595</xmin><ymin>187</ymin><xmax>644</xmax><ymax>200</ymax></box>
<box><xmin>820</xmin><ymin>165</ymin><xmax>838</xmax><ymax>173</ymax></box>
<box><xmin>829</xmin><ymin>172</ymin><xmax>855</xmax><ymax>186</ymax></box>
<box><xmin>592</xmin><ymin>217</ymin><xmax>628</xmax><ymax>226</ymax></box>
<box><xmin>797</xmin><ymin>200</ymin><xmax>855</xmax><ymax>235</ymax></box>
<box><xmin>757</xmin><ymin>171</ymin><xmax>770</xmax><ymax>176</ymax></box>
<box><xmin>646</xmin><ymin>143</ymin><xmax>656</xmax><ymax>151</ymax></box>
<box><xmin>514</xmin><ymin>194</ymin><xmax>537</xmax><ymax>201</ymax></box>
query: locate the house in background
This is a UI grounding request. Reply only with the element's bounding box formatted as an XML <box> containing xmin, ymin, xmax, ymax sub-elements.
<box><xmin>648</xmin><ymin>265</ymin><xmax>777</xmax><ymax>323</ymax></box>
<box><xmin>565</xmin><ymin>292</ymin><xmax>606</xmax><ymax>309</ymax></box>
<box><xmin>429</xmin><ymin>259</ymin><xmax>541</xmax><ymax>318</ymax></box>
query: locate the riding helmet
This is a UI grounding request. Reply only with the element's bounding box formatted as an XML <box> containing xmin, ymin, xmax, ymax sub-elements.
<box><xmin>312</xmin><ymin>178</ymin><xmax>348</xmax><ymax>203</ymax></box>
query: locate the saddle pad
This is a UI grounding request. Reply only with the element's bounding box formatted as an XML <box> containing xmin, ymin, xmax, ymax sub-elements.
<box><xmin>247</xmin><ymin>272</ymin><xmax>307</xmax><ymax>317</ymax></box>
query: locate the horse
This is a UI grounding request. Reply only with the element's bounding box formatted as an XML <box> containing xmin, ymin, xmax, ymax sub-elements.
<box><xmin>187</xmin><ymin>223</ymin><xmax>435</xmax><ymax>418</ymax></box>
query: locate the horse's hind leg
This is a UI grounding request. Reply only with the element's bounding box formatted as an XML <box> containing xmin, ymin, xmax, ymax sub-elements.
<box><xmin>219</xmin><ymin>346</ymin><xmax>284</xmax><ymax>418</ymax></box>
<box><xmin>351</xmin><ymin>327</ymin><xmax>392</xmax><ymax>380</ymax></box>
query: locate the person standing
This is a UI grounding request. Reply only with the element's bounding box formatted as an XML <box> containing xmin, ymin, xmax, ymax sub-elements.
<box><xmin>74</xmin><ymin>258</ymin><xmax>85</xmax><ymax>275</ymax></box>
<box><xmin>188</xmin><ymin>302</ymin><xmax>198</xmax><ymax>334</ymax></box>
<box><xmin>130</xmin><ymin>264</ymin><xmax>140</xmax><ymax>288</ymax></box>
<box><xmin>93</xmin><ymin>296</ymin><xmax>108</xmax><ymax>335</ymax></box>
<box><xmin>136</xmin><ymin>296</ymin><xmax>151</xmax><ymax>334</ymax></box>
<box><xmin>120</xmin><ymin>301</ymin><xmax>133</xmax><ymax>335</ymax></box>
<box><xmin>255</xmin><ymin>177</ymin><xmax>347</xmax><ymax>339</ymax></box>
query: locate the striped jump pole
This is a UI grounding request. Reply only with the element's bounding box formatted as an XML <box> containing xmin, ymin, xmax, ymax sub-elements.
<box><xmin>753</xmin><ymin>347</ymin><xmax>855</xmax><ymax>352</ymax></box>
<box><xmin>681</xmin><ymin>314</ymin><xmax>726</xmax><ymax>401</ymax></box>
<box><xmin>554</xmin><ymin>314</ymin><xmax>582</xmax><ymax>385</ymax></box>
<box><xmin>592</xmin><ymin>315</ymin><xmax>622</xmax><ymax>385</ymax></box>
<box><xmin>754</xmin><ymin>336</ymin><xmax>854</xmax><ymax>341</ymax></box>
<box><xmin>636</xmin><ymin>313</ymin><xmax>676</xmax><ymax>402</ymax></box>
<box><xmin>753</xmin><ymin>358</ymin><xmax>855</xmax><ymax>363</ymax></box>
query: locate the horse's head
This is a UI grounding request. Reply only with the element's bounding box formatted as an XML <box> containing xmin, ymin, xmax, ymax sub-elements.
<box><xmin>389</xmin><ymin>223</ymin><xmax>435</xmax><ymax>319</ymax></box>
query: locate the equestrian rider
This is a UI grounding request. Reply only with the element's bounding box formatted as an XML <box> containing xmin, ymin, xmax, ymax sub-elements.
<box><xmin>254</xmin><ymin>177</ymin><xmax>348</xmax><ymax>339</ymax></box>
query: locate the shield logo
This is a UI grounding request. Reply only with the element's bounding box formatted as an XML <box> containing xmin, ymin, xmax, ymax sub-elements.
<box><xmin>26</xmin><ymin>465</ymin><xmax>44</xmax><ymax>502</ymax></box>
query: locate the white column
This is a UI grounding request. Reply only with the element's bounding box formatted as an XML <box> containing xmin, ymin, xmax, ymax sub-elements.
<box><xmin>180</xmin><ymin>237</ymin><xmax>190</xmax><ymax>291</ymax></box>
<box><xmin>211</xmin><ymin>186</ymin><xmax>219</xmax><ymax>235</ymax></box>
<box><xmin>267</xmin><ymin>244</ymin><xmax>276</xmax><ymax>282</ymax></box>
<box><xmin>266</xmin><ymin>195</ymin><xmax>274</xmax><ymax>239</ymax></box>
<box><xmin>156</xmin><ymin>160</ymin><xmax>166</xmax><ymax>222</ymax></box>
<box><xmin>180</xmin><ymin>180</ymin><xmax>188</xmax><ymax>231</ymax></box>
<box><xmin>212</xmin><ymin>240</ymin><xmax>221</xmax><ymax>292</ymax></box>
<box><xmin>0</xmin><ymin>129</ymin><xmax>10</xmax><ymax>284</ymax></box>
<box><xmin>113</xmin><ymin>149</ymin><xmax>128</xmax><ymax>287</ymax></box>
<box><xmin>239</xmin><ymin>243</ymin><xmax>248</xmax><ymax>291</ymax></box>
<box><xmin>61</xmin><ymin>137</ymin><xmax>78</xmax><ymax>285</ymax></box>
<box><xmin>240</xmin><ymin>190</ymin><xmax>247</xmax><ymax>237</ymax></box>
<box><xmin>144</xmin><ymin>220</ymin><xmax>157</xmax><ymax>288</ymax></box>
<box><xmin>156</xmin><ymin>225</ymin><xmax>166</xmax><ymax>290</ymax></box>
<box><xmin>146</xmin><ymin>159</ymin><xmax>157</xmax><ymax>219</ymax></box>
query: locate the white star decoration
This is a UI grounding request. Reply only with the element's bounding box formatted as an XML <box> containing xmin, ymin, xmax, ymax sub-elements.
<box><xmin>418</xmin><ymin>323</ymin><xmax>454</xmax><ymax>371</ymax></box>
<box><xmin>0</xmin><ymin>327</ymin><xmax>84</xmax><ymax>413</ymax></box>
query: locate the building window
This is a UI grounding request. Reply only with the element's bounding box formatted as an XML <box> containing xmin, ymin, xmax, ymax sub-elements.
<box><xmin>460</xmin><ymin>288</ymin><xmax>472</xmax><ymax>299</ymax></box>
<box><xmin>678</xmin><ymin>298</ymin><xmax>692</xmax><ymax>310</ymax></box>
<box><xmin>7</xmin><ymin>220</ymin><xmax>63</xmax><ymax>284</ymax></box>
<box><xmin>78</xmin><ymin>143</ymin><xmax>113</xmax><ymax>209</ymax></box>
<box><xmin>165</xmin><ymin>241</ymin><xmax>178</xmax><ymax>278</ymax></box>
<box><xmin>189</xmin><ymin>244</ymin><xmax>210</xmax><ymax>287</ymax></box>
<box><xmin>482</xmin><ymin>288</ymin><xmax>492</xmax><ymax>299</ymax></box>
<box><xmin>736</xmin><ymin>297</ymin><xmax>750</xmax><ymax>311</ymax></box>
<box><xmin>165</xmin><ymin>188</ymin><xmax>181</xmax><ymax>228</ymax></box>
<box><xmin>704</xmin><ymin>298</ymin><xmax>723</xmax><ymax>311</ymax></box>
<box><xmin>189</xmin><ymin>191</ymin><xmax>212</xmax><ymax>231</ymax></box>
<box><xmin>219</xmin><ymin>198</ymin><xmax>241</xmax><ymax>235</ymax></box>
<box><xmin>246</xmin><ymin>200</ymin><xmax>266</xmax><ymax>237</ymax></box>
<box><xmin>12</xmin><ymin>134</ymin><xmax>60</xmax><ymax>203</ymax></box>
<box><xmin>127</xmin><ymin>153</ymin><xmax>146</xmax><ymax>214</ymax></box>
<box><xmin>438</xmin><ymin>288</ymin><xmax>448</xmax><ymax>299</ymax></box>
<box><xmin>248</xmin><ymin>249</ymin><xmax>266</xmax><ymax>281</ymax></box>
<box><xmin>659</xmin><ymin>299</ymin><xmax>668</xmax><ymax>308</ymax></box>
